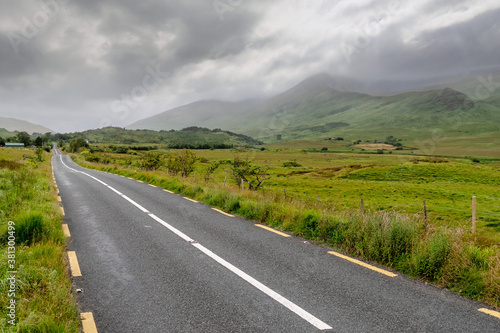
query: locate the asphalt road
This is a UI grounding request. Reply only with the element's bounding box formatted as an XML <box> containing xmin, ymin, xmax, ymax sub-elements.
<box><xmin>52</xmin><ymin>149</ymin><xmax>499</xmax><ymax>332</ymax></box>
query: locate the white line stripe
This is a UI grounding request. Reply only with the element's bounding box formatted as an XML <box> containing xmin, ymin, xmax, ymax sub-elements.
<box><xmin>57</xmin><ymin>154</ymin><xmax>332</xmax><ymax>330</ymax></box>
<box><xmin>122</xmin><ymin>195</ymin><xmax>149</xmax><ymax>213</ymax></box>
<box><xmin>192</xmin><ymin>242</ymin><xmax>332</xmax><ymax>330</ymax></box>
<box><xmin>148</xmin><ymin>214</ymin><xmax>194</xmax><ymax>242</ymax></box>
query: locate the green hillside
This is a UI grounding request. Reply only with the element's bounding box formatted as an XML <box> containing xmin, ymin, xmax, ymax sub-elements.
<box><xmin>60</xmin><ymin>126</ymin><xmax>262</xmax><ymax>148</ymax></box>
<box><xmin>126</xmin><ymin>73</ymin><xmax>500</xmax><ymax>154</ymax></box>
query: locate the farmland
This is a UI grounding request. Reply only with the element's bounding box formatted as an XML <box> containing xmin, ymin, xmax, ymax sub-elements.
<box><xmin>72</xmin><ymin>144</ymin><xmax>500</xmax><ymax>246</ymax></box>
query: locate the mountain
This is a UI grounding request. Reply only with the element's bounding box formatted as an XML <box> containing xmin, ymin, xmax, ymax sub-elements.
<box><xmin>127</xmin><ymin>73</ymin><xmax>500</xmax><ymax>145</ymax></box>
<box><xmin>127</xmin><ymin>99</ymin><xmax>260</xmax><ymax>131</ymax></box>
<box><xmin>0</xmin><ymin>117</ymin><xmax>54</xmax><ymax>135</ymax></box>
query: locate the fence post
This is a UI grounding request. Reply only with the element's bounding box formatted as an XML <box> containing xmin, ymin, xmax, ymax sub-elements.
<box><xmin>423</xmin><ymin>200</ymin><xmax>427</xmax><ymax>220</ymax></box>
<box><xmin>224</xmin><ymin>176</ymin><xmax>227</xmax><ymax>186</ymax></box>
<box><xmin>360</xmin><ymin>198</ymin><xmax>364</xmax><ymax>214</ymax></box>
<box><xmin>284</xmin><ymin>188</ymin><xmax>287</xmax><ymax>199</ymax></box>
<box><xmin>241</xmin><ymin>179</ymin><xmax>244</xmax><ymax>190</ymax></box>
<box><xmin>317</xmin><ymin>194</ymin><xmax>320</xmax><ymax>203</ymax></box>
<box><xmin>472</xmin><ymin>196</ymin><xmax>476</xmax><ymax>234</ymax></box>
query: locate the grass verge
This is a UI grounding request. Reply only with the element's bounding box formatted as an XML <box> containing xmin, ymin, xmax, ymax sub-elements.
<box><xmin>0</xmin><ymin>148</ymin><xmax>80</xmax><ymax>332</ymax></box>
<box><xmin>74</xmin><ymin>155</ymin><xmax>500</xmax><ymax>308</ymax></box>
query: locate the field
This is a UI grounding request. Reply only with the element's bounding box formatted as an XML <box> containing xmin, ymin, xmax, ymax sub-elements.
<box><xmin>78</xmin><ymin>144</ymin><xmax>500</xmax><ymax>246</ymax></box>
<box><xmin>0</xmin><ymin>148</ymin><xmax>79</xmax><ymax>332</ymax></box>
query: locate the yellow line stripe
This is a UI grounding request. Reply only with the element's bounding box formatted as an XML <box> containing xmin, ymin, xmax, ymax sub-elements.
<box><xmin>328</xmin><ymin>251</ymin><xmax>398</xmax><ymax>277</ymax></box>
<box><xmin>478</xmin><ymin>308</ymin><xmax>500</xmax><ymax>319</ymax></box>
<box><xmin>57</xmin><ymin>196</ymin><xmax>62</xmax><ymax>202</ymax></box>
<box><xmin>67</xmin><ymin>251</ymin><xmax>82</xmax><ymax>277</ymax></box>
<box><xmin>60</xmin><ymin>206</ymin><xmax>65</xmax><ymax>216</ymax></box>
<box><xmin>62</xmin><ymin>224</ymin><xmax>71</xmax><ymax>237</ymax></box>
<box><xmin>81</xmin><ymin>312</ymin><xmax>98</xmax><ymax>333</ymax></box>
<box><xmin>149</xmin><ymin>184</ymin><xmax>157</xmax><ymax>188</ymax></box>
<box><xmin>163</xmin><ymin>189</ymin><xmax>174</xmax><ymax>193</ymax></box>
<box><xmin>255</xmin><ymin>224</ymin><xmax>291</xmax><ymax>237</ymax></box>
<box><xmin>212</xmin><ymin>208</ymin><xmax>234</xmax><ymax>217</ymax></box>
<box><xmin>183</xmin><ymin>197</ymin><xmax>198</xmax><ymax>203</ymax></box>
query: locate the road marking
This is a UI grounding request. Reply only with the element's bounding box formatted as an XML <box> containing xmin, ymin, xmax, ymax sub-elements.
<box><xmin>149</xmin><ymin>184</ymin><xmax>157</xmax><ymax>188</ymax></box>
<box><xmin>192</xmin><ymin>242</ymin><xmax>332</xmax><ymax>330</ymax></box>
<box><xmin>255</xmin><ymin>224</ymin><xmax>291</xmax><ymax>237</ymax></box>
<box><xmin>62</xmin><ymin>224</ymin><xmax>71</xmax><ymax>237</ymax></box>
<box><xmin>57</xmin><ymin>196</ymin><xmax>62</xmax><ymax>202</ymax></box>
<box><xmin>163</xmin><ymin>189</ymin><xmax>174</xmax><ymax>193</ymax></box>
<box><xmin>328</xmin><ymin>251</ymin><xmax>398</xmax><ymax>277</ymax></box>
<box><xmin>58</xmin><ymin>155</ymin><xmax>332</xmax><ymax>330</ymax></box>
<box><xmin>212</xmin><ymin>208</ymin><xmax>234</xmax><ymax>217</ymax></box>
<box><xmin>81</xmin><ymin>312</ymin><xmax>98</xmax><ymax>333</ymax></box>
<box><xmin>60</xmin><ymin>206</ymin><xmax>65</xmax><ymax>216</ymax></box>
<box><xmin>183</xmin><ymin>197</ymin><xmax>199</xmax><ymax>203</ymax></box>
<box><xmin>68</xmin><ymin>251</ymin><xmax>82</xmax><ymax>277</ymax></box>
<box><xmin>478</xmin><ymin>308</ymin><xmax>500</xmax><ymax>319</ymax></box>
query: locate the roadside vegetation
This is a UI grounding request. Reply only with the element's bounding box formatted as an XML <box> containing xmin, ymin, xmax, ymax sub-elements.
<box><xmin>70</xmin><ymin>145</ymin><xmax>500</xmax><ymax>308</ymax></box>
<box><xmin>0</xmin><ymin>148</ymin><xmax>80</xmax><ymax>332</ymax></box>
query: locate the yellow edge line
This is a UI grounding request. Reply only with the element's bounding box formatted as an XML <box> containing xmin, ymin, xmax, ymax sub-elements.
<box><xmin>163</xmin><ymin>189</ymin><xmax>174</xmax><ymax>193</ymax></box>
<box><xmin>57</xmin><ymin>196</ymin><xmax>62</xmax><ymax>202</ymax></box>
<box><xmin>67</xmin><ymin>251</ymin><xmax>82</xmax><ymax>277</ymax></box>
<box><xmin>255</xmin><ymin>224</ymin><xmax>291</xmax><ymax>237</ymax></box>
<box><xmin>62</xmin><ymin>224</ymin><xmax>71</xmax><ymax>237</ymax></box>
<box><xmin>212</xmin><ymin>208</ymin><xmax>234</xmax><ymax>217</ymax></box>
<box><xmin>328</xmin><ymin>251</ymin><xmax>398</xmax><ymax>277</ymax></box>
<box><xmin>149</xmin><ymin>184</ymin><xmax>157</xmax><ymax>188</ymax></box>
<box><xmin>183</xmin><ymin>197</ymin><xmax>198</xmax><ymax>203</ymax></box>
<box><xmin>60</xmin><ymin>206</ymin><xmax>65</xmax><ymax>216</ymax></box>
<box><xmin>81</xmin><ymin>312</ymin><xmax>98</xmax><ymax>333</ymax></box>
<box><xmin>478</xmin><ymin>308</ymin><xmax>500</xmax><ymax>319</ymax></box>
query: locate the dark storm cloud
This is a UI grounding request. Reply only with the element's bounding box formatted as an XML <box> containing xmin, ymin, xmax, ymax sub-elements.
<box><xmin>0</xmin><ymin>0</ymin><xmax>498</xmax><ymax>132</ymax></box>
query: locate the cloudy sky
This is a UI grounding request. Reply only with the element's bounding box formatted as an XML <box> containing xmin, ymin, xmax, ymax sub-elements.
<box><xmin>1</xmin><ymin>0</ymin><xmax>499</xmax><ymax>133</ymax></box>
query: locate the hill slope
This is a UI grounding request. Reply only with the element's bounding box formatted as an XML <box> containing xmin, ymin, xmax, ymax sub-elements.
<box><xmin>126</xmin><ymin>73</ymin><xmax>500</xmax><ymax>147</ymax></box>
<box><xmin>127</xmin><ymin>99</ymin><xmax>260</xmax><ymax>131</ymax></box>
<box><xmin>63</xmin><ymin>126</ymin><xmax>262</xmax><ymax>148</ymax></box>
<box><xmin>0</xmin><ymin>117</ymin><xmax>54</xmax><ymax>134</ymax></box>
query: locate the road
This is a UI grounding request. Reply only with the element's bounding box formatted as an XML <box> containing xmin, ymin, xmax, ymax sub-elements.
<box><xmin>52</xmin><ymin>148</ymin><xmax>500</xmax><ymax>332</ymax></box>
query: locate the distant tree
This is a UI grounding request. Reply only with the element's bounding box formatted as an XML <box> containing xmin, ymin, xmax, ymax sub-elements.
<box><xmin>204</xmin><ymin>161</ymin><xmax>221</xmax><ymax>182</ymax></box>
<box><xmin>141</xmin><ymin>152</ymin><xmax>162</xmax><ymax>171</ymax></box>
<box><xmin>68</xmin><ymin>138</ymin><xmax>89</xmax><ymax>153</ymax></box>
<box><xmin>16</xmin><ymin>131</ymin><xmax>31</xmax><ymax>146</ymax></box>
<box><xmin>0</xmin><ymin>137</ymin><xmax>5</xmax><ymax>146</ymax></box>
<box><xmin>34</xmin><ymin>136</ymin><xmax>43</xmax><ymax>147</ymax></box>
<box><xmin>228</xmin><ymin>156</ymin><xmax>271</xmax><ymax>190</ymax></box>
<box><xmin>177</xmin><ymin>149</ymin><xmax>197</xmax><ymax>177</ymax></box>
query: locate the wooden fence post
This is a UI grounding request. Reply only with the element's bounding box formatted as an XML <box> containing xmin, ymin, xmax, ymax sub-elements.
<box><xmin>360</xmin><ymin>198</ymin><xmax>364</xmax><ymax>214</ymax></box>
<box><xmin>241</xmin><ymin>179</ymin><xmax>244</xmax><ymax>190</ymax></box>
<box><xmin>317</xmin><ymin>194</ymin><xmax>320</xmax><ymax>203</ymax></box>
<box><xmin>284</xmin><ymin>188</ymin><xmax>287</xmax><ymax>199</ymax></box>
<box><xmin>472</xmin><ymin>196</ymin><xmax>476</xmax><ymax>234</ymax></box>
<box><xmin>423</xmin><ymin>200</ymin><xmax>427</xmax><ymax>220</ymax></box>
<box><xmin>224</xmin><ymin>176</ymin><xmax>227</xmax><ymax>186</ymax></box>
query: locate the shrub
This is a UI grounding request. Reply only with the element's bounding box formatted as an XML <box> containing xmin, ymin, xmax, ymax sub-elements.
<box><xmin>15</xmin><ymin>213</ymin><xmax>46</xmax><ymax>245</ymax></box>
<box><xmin>282</xmin><ymin>161</ymin><xmax>302</xmax><ymax>168</ymax></box>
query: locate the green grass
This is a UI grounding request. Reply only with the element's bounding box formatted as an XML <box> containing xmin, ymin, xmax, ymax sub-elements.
<box><xmin>72</xmin><ymin>147</ymin><xmax>500</xmax><ymax>308</ymax></box>
<box><xmin>0</xmin><ymin>148</ymin><xmax>80</xmax><ymax>332</ymax></box>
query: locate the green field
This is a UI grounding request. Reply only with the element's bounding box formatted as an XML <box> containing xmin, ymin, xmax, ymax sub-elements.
<box><xmin>0</xmin><ymin>148</ymin><xmax>79</xmax><ymax>332</ymax></box>
<box><xmin>78</xmin><ymin>146</ymin><xmax>500</xmax><ymax>246</ymax></box>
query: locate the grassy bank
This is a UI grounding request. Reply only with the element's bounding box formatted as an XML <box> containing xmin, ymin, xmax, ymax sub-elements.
<box><xmin>0</xmin><ymin>148</ymin><xmax>79</xmax><ymax>332</ymax></box>
<box><xmin>73</xmin><ymin>152</ymin><xmax>500</xmax><ymax>308</ymax></box>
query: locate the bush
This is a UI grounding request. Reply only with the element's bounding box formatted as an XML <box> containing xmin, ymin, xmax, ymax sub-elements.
<box><xmin>15</xmin><ymin>213</ymin><xmax>46</xmax><ymax>245</ymax></box>
<box><xmin>282</xmin><ymin>161</ymin><xmax>302</xmax><ymax>168</ymax></box>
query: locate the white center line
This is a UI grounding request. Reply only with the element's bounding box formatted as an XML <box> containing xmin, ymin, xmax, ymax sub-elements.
<box><xmin>58</xmin><ymin>155</ymin><xmax>332</xmax><ymax>330</ymax></box>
